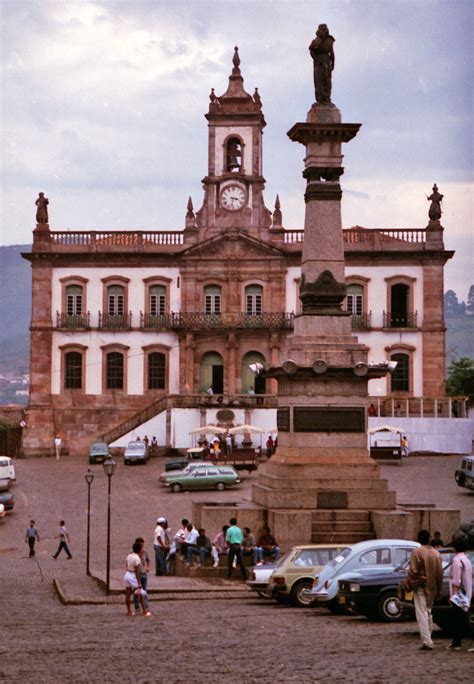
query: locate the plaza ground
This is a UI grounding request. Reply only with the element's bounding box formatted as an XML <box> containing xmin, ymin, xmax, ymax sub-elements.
<box><xmin>1</xmin><ymin>453</ymin><xmax>473</xmax><ymax>683</ymax></box>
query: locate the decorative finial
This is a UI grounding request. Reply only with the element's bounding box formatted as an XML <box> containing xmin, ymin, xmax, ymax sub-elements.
<box><xmin>253</xmin><ymin>87</ymin><xmax>262</xmax><ymax>107</ymax></box>
<box><xmin>427</xmin><ymin>183</ymin><xmax>443</xmax><ymax>221</ymax></box>
<box><xmin>209</xmin><ymin>88</ymin><xmax>217</xmax><ymax>103</ymax></box>
<box><xmin>35</xmin><ymin>192</ymin><xmax>49</xmax><ymax>225</ymax></box>
<box><xmin>186</xmin><ymin>196</ymin><xmax>195</xmax><ymax>218</ymax></box>
<box><xmin>272</xmin><ymin>194</ymin><xmax>282</xmax><ymax>227</ymax></box>
<box><xmin>232</xmin><ymin>46</ymin><xmax>241</xmax><ymax>74</ymax></box>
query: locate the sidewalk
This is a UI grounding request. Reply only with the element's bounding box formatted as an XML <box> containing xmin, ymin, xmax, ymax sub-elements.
<box><xmin>55</xmin><ymin>570</ymin><xmax>250</xmax><ymax>605</ymax></box>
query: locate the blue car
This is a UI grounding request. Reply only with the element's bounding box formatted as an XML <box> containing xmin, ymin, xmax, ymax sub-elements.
<box><xmin>309</xmin><ymin>539</ymin><xmax>419</xmax><ymax>613</ymax></box>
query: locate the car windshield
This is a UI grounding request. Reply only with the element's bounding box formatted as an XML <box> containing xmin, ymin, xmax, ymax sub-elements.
<box><xmin>275</xmin><ymin>552</ymin><xmax>291</xmax><ymax>569</ymax></box>
<box><xmin>127</xmin><ymin>443</ymin><xmax>145</xmax><ymax>451</ymax></box>
<box><xmin>91</xmin><ymin>443</ymin><xmax>107</xmax><ymax>452</ymax></box>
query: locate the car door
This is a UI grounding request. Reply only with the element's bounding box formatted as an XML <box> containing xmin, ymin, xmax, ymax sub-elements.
<box><xmin>191</xmin><ymin>467</ymin><xmax>210</xmax><ymax>489</ymax></box>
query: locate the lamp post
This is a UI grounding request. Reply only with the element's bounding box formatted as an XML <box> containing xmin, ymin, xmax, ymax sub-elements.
<box><xmin>84</xmin><ymin>468</ymin><xmax>94</xmax><ymax>576</ymax></box>
<box><xmin>103</xmin><ymin>456</ymin><xmax>117</xmax><ymax>594</ymax></box>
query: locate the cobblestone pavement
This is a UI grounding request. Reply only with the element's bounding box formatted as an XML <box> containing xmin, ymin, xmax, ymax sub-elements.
<box><xmin>1</xmin><ymin>453</ymin><xmax>473</xmax><ymax>682</ymax></box>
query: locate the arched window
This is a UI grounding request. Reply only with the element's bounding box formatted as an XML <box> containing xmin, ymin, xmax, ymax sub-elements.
<box><xmin>106</xmin><ymin>352</ymin><xmax>124</xmax><ymax>390</ymax></box>
<box><xmin>66</xmin><ymin>285</ymin><xmax>83</xmax><ymax>316</ymax></box>
<box><xmin>148</xmin><ymin>352</ymin><xmax>166</xmax><ymax>390</ymax></box>
<box><xmin>204</xmin><ymin>285</ymin><xmax>221</xmax><ymax>315</ymax></box>
<box><xmin>390</xmin><ymin>284</ymin><xmax>409</xmax><ymax>327</ymax></box>
<box><xmin>64</xmin><ymin>351</ymin><xmax>83</xmax><ymax>390</ymax></box>
<box><xmin>149</xmin><ymin>285</ymin><xmax>166</xmax><ymax>317</ymax></box>
<box><xmin>242</xmin><ymin>351</ymin><xmax>266</xmax><ymax>394</ymax></box>
<box><xmin>347</xmin><ymin>284</ymin><xmax>363</xmax><ymax>316</ymax></box>
<box><xmin>107</xmin><ymin>285</ymin><xmax>124</xmax><ymax>316</ymax></box>
<box><xmin>391</xmin><ymin>353</ymin><xmax>409</xmax><ymax>393</ymax></box>
<box><xmin>245</xmin><ymin>285</ymin><xmax>263</xmax><ymax>316</ymax></box>
<box><xmin>226</xmin><ymin>137</ymin><xmax>242</xmax><ymax>172</ymax></box>
<box><xmin>200</xmin><ymin>351</ymin><xmax>224</xmax><ymax>394</ymax></box>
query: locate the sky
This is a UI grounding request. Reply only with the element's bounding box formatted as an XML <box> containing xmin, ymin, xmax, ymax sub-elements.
<box><xmin>1</xmin><ymin>0</ymin><xmax>472</xmax><ymax>300</ymax></box>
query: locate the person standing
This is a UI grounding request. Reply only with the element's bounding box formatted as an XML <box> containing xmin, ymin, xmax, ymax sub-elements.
<box><xmin>25</xmin><ymin>520</ymin><xmax>40</xmax><ymax>557</ymax></box>
<box><xmin>124</xmin><ymin>542</ymin><xmax>151</xmax><ymax>617</ymax></box>
<box><xmin>133</xmin><ymin>537</ymin><xmax>152</xmax><ymax>614</ymax></box>
<box><xmin>225</xmin><ymin>434</ymin><xmax>232</xmax><ymax>456</ymax></box>
<box><xmin>54</xmin><ymin>435</ymin><xmax>62</xmax><ymax>461</ymax></box>
<box><xmin>407</xmin><ymin>529</ymin><xmax>443</xmax><ymax>650</ymax></box>
<box><xmin>225</xmin><ymin>518</ymin><xmax>247</xmax><ymax>580</ymax></box>
<box><xmin>52</xmin><ymin>520</ymin><xmax>72</xmax><ymax>559</ymax></box>
<box><xmin>446</xmin><ymin>533</ymin><xmax>473</xmax><ymax>651</ymax></box>
<box><xmin>153</xmin><ymin>517</ymin><xmax>170</xmax><ymax>576</ymax></box>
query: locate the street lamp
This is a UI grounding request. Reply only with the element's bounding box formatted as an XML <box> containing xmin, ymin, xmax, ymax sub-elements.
<box><xmin>103</xmin><ymin>456</ymin><xmax>117</xmax><ymax>594</ymax></box>
<box><xmin>84</xmin><ymin>468</ymin><xmax>94</xmax><ymax>576</ymax></box>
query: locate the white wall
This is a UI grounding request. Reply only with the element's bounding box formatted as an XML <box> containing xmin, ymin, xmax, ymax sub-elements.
<box><xmin>368</xmin><ymin>417</ymin><xmax>472</xmax><ymax>455</ymax></box>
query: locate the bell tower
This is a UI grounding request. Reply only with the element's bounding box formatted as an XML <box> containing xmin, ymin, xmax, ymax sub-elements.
<box><xmin>195</xmin><ymin>47</ymin><xmax>272</xmax><ymax>237</ymax></box>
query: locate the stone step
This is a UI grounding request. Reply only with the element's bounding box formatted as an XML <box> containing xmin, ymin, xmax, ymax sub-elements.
<box><xmin>174</xmin><ymin>553</ymin><xmax>252</xmax><ymax>579</ymax></box>
<box><xmin>311</xmin><ymin>510</ymin><xmax>371</xmax><ymax>522</ymax></box>
<box><xmin>312</xmin><ymin>521</ymin><xmax>373</xmax><ymax>533</ymax></box>
<box><xmin>258</xmin><ymin>473</ymin><xmax>389</xmax><ymax>491</ymax></box>
<box><xmin>252</xmin><ymin>483</ymin><xmax>397</xmax><ymax>510</ymax></box>
<box><xmin>311</xmin><ymin>532</ymin><xmax>376</xmax><ymax>544</ymax></box>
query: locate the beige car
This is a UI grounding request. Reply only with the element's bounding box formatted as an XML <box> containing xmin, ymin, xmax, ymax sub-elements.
<box><xmin>268</xmin><ymin>544</ymin><xmax>350</xmax><ymax>607</ymax></box>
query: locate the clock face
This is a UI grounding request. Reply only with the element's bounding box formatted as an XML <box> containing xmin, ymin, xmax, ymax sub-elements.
<box><xmin>220</xmin><ymin>184</ymin><xmax>246</xmax><ymax>211</ymax></box>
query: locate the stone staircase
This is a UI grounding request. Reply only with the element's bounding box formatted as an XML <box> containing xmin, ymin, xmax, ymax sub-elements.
<box><xmin>174</xmin><ymin>552</ymin><xmax>254</xmax><ymax>579</ymax></box>
<box><xmin>311</xmin><ymin>510</ymin><xmax>375</xmax><ymax>544</ymax></box>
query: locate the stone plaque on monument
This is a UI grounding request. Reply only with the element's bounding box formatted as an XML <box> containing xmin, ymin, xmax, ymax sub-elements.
<box><xmin>277</xmin><ymin>407</ymin><xmax>290</xmax><ymax>432</ymax></box>
<box><xmin>293</xmin><ymin>407</ymin><xmax>365</xmax><ymax>433</ymax></box>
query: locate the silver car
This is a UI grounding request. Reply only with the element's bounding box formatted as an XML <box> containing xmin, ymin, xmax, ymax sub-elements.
<box><xmin>309</xmin><ymin>539</ymin><xmax>419</xmax><ymax>613</ymax></box>
<box><xmin>124</xmin><ymin>440</ymin><xmax>149</xmax><ymax>465</ymax></box>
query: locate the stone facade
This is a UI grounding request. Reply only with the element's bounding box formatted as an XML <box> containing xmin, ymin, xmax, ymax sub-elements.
<box><xmin>21</xmin><ymin>52</ymin><xmax>453</xmax><ymax>457</ymax></box>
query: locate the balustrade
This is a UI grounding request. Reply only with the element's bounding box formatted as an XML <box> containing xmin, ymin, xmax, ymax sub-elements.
<box><xmin>383</xmin><ymin>311</ymin><xmax>418</xmax><ymax>329</ymax></box>
<box><xmin>56</xmin><ymin>312</ymin><xmax>91</xmax><ymax>328</ymax></box>
<box><xmin>98</xmin><ymin>312</ymin><xmax>133</xmax><ymax>329</ymax></box>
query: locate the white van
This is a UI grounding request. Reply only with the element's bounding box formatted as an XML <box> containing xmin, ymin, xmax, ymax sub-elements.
<box><xmin>0</xmin><ymin>456</ymin><xmax>16</xmax><ymax>482</ymax></box>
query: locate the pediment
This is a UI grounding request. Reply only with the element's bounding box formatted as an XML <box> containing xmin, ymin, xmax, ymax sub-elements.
<box><xmin>181</xmin><ymin>232</ymin><xmax>286</xmax><ymax>260</ymax></box>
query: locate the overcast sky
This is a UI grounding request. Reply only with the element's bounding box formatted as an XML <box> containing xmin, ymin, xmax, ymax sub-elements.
<box><xmin>1</xmin><ymin>0</ymin><xmax>472</xmax><ymax>299</ymax></box>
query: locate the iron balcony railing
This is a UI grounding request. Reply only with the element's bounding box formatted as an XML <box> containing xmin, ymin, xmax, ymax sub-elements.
<box><xmin>167</xmin><ymin>312</ymin><xmax>295</xmax><ymax>330</ymax></box>
<box><xmin>383</xmin><ymin>311</ymin><xmax>418</xmax><ymax>329</ymax></box>
<box><xmin>140</xmin><ymin>313</ymin><xmax>169</xmax><ymax>329</ymax></box>
<box><xmin>56</xmin><ymin>312</ymin><xmax>91</xmax><ymax>329</ymax></box>
<box><xmin>98</xmin><ymin>312</ymin><xmax>133</xmax><ymax>329</ymax></box>
<box><xmin>351</xmin><ymin>312</ymin><xmax>372</xmax><ymax>330</ymax></box>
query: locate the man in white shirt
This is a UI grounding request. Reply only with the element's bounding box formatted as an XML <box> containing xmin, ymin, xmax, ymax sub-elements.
<box><xmin>180</xmin><ymin>523</ymin><xmax>199</xmax><ymax>560</ymax></box>
<box><xmin>54</xmin><ymin>435</ymin><xmax>62</xmax><ymax>461</ymax></box>
<box><xmin>153</xmin><ymin>517</ymin><xmax>171</xmax><ymax>576</ymax></box>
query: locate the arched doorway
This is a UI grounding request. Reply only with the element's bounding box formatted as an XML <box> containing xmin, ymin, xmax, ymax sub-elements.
<box><xmin>242</xmin><ymin>351</ymin><xmax>267</xmax><ymax>394</ymax></box>
<box><xmin>200</xmin><ymin>352</ymin><xmax>224</xmax><ymax>394</ymax></box>
<box><xmin>390</xmin><ymin>284</ymin><xmax>409</xmax><ymax>327</ymax></box>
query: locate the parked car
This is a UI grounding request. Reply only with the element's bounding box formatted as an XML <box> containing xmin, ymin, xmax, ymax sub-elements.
<box><xmin>89</xmin><ymin>441</ymin><xmax>110</xmax><ymax>464</ymax></box>
<box><xmin>401</xmin><ymin>548</ymin><xmax>474</xmax><ymax>636</ymax></box>
<box><xmin>159</xmin><ymin>462</ymin><xmax>209</xmax><ymax>483</ymax></box>
<box><xmin>161</xmin><ymin>464</ymin><xmax>240</xmax><ymax>493</ymax></box>
<box><xmin>267</xmin><ymin>544</ymin><xmax>351</xmax><ymax>607</ymax></box>
<box><xmin>455</xmin><ymin>456</ymin><xmax>474</xmax><ymax>491</ymax></box>
<box><xmin>124</xmin><ymin>440</ymin><xmax>149</xmax><ymax>465</ymax></box>
<box><xmin>165</xmin><ymin>447</ymin><xmax>207</xmax><ymax>472</ymax></box>
<box><xmin>0</xmin><ymin>456</ymin><xmax>16</xmax><ymax>482</ymax></box>
<box><xmin>0</xmin><ymin>477</ymin><xmax>12</xmax><ymax>492</ymax></box>
<box><xmin>0</xmin><ymin>503</ymin><xmax>5</xmax><ymax>518</ymax></box>
<box><xmin>309</xmin><ymin>539</ymin><xmax>419</xmax><ymax>613</ymax></box>
<box><xmin>0</xmin><ymin>491</ymin><xmax>15</xmax><ymax>512</ymax></box>
<box><xmin>247</xmin><ymin>562</ymin><xmax>278</xmax><ymax>599</ymax></box>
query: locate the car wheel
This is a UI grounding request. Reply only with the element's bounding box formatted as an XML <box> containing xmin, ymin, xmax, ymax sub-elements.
<box><xmin>290</xmin><ymin>579</ymin><xmax>314</xmax><ymax>608</ymax></box>
<box><xmin>326</xmin><ymin>598</ymin><xmax>345</xmax><ymax>615</ymax></box>
<box><xmin>455</xmin><ymin>470</ymin><xmax>465</xmax><ymax>486</ymax></box>
<box><xmin>215</xmin><ymin>482</ymin><xmax>226</xmax><ymax>491</ymax></box>
<box><xmin>377</xmin><ymin>591</ymin><xmax>403</xmax><ymax>622</ymax></box>
<box><xmin>171</xmin><ymin>483</ymin><xmax>182</xmax><ymax>493</ymax></box>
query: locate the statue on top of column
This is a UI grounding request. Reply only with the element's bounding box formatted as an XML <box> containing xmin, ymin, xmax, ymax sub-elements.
<box><xmin>427</xmin><ymin>184</ymin><xmax>443</xmax><ymax>221</ymax></box>
<box><xmin>309</xmin><ymin>24</ymin><xmax>335</xmax><ymax>104</ymax></box>
<box><xmin>35</xmin><ymin>192</ymin><xmax>49</xmax><ymax>224</ymax></box>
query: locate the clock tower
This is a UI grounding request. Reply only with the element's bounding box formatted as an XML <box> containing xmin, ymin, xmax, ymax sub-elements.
<box><xmin>194</xmin><ymin>47</ymin><xmax>273</xmax><ymax>238</ymax></box>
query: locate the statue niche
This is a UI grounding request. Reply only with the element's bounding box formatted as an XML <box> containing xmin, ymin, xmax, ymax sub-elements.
<box><xmin>226</xmin><ymin>137</ymin><xmax>242</xmax><ymax>172</ymax></box>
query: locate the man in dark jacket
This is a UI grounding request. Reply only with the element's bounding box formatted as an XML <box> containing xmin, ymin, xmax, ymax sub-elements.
<box><xmin>408</xmin><ymin>529</ymin><xmax>443</xmax><ymax>651</ymax></box>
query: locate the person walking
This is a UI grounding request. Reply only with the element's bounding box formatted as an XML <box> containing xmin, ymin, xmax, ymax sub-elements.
<box><xmin>52</xmin><ymin>520</ymin><xmax>72</xmax><ymax>559</ymax></box>
<box><xmin>446</xmin><ymin>532</ymin><xmax>473</xmax><ymax>651</ymax></box>
<box><xmin>407</xmin><ymin>529</ymin><xmax>443</xmax><ymax>651</ymax></box>
<box><xmin>133</xmin><ymin>537</ymin><xmax>152</xmax><ymax>614</ymax></box>
<box><xmin>225</xmin><ymin>518</ymin><xmax>247</xmax><ymax>580</ymax></box>
<box><xmin>124</xmin><ymin>542</ymin><xmax>151</xmax><ymax>617</ymax></box>
<box><xmin>25</xmin><ymin>520</ymin><xmax>40</xmax><ymax>557</ymax></box>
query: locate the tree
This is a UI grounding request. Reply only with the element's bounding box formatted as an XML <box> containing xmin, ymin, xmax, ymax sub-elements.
<box><xmin>446</xmin><ymin>356</ymin><xmax>474</xmax><ymax>400</ymax></box>
<box><xmin>466</xmin><ymin>285</ymin><xmax>474</xmax><ymax>315</ymax></box>
<box><xmin>444</xmin><ymin>289</ymin><xmax>462</xmax><ymax>317</ymax></box>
